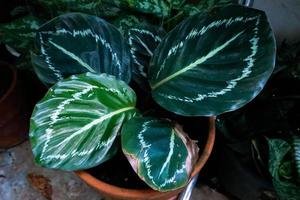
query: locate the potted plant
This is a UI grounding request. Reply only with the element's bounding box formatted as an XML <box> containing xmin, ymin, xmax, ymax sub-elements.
<box><xmin>28</xmin><ymin>4</ymin><xmax>275</xmax><ymax>199</ymax></box>
<box><xmin>215</xmin><ymin>41</ymin><xmax>300</xmax><ymax>200</ymax></box>
<box><xmin>0</xmin><ymin>60</ymin><xmax>29</xmax><ymax>148</ymax></box>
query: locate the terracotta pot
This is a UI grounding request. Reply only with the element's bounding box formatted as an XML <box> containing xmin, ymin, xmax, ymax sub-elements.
<box><xmin>76</xmin><ymin>117</ymin><xmax>216</xmax><ymax>200</ymax></box>
<box><xmin>0</xmin><ymin>61</ymin><xmax>28</xmax><ymax>148</ymax></box>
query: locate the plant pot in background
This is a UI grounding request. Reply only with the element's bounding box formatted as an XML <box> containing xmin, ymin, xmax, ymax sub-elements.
<box><xmin>76</xmin><ymin>117</ymin><xmax>215</xmax><ymax>200</ymax></box>
<box><xmin>0</xmin><ymin>61</ymin><xmax>28</xmax><ymax>148</ymax></box>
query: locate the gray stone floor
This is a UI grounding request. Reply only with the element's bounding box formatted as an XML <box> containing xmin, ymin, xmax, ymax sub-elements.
<box><xmin>0</xmin><ymin>141</ymin><xmax>228</xmax><ymax>200</ymax></box>
<box><xmin>0</xmin><ymin>141</ymin><xmax>103</xmax><ymax>200</ymax></box>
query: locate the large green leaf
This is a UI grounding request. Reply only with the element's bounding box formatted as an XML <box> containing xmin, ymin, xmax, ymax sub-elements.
<box><xmin>30</xmin><ymin>73</ymin><xmax>139</xmax><ymax>170</ymax></box>
<box><xmin>149</xmin><ymin>5</ymin><xmax>276</xmax><ymax>116</ymax></box>
<box><xmin>32</xmin><ymin>13</ymin><xmax>131</xmax><ymax>86</ymax></box>
<box><xmin>268</xmin><ymin>138</ymin><xmax>300</xmax><ymax>200</ymax></box>
<box><xmin>121</xmin><ymin>117</ymin><xmax>199</xmax><ymax>191</ymax></box>
<box><xmin>128</xmin><ymin>25</ymin><xmax>165</xmax><ymax>90</ymax></box>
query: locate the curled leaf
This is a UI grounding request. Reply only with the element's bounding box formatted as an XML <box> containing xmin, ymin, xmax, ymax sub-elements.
<box><xmin>121</xmin><ymin>117</ymin><xmax>199</xmax><ymax>191</ymax></box>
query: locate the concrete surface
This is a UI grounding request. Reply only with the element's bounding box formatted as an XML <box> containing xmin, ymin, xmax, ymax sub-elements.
<box><xmin>0</xmin><ymin>141</ymin><xmax>228</xmax><ymax>200</ymax></box>
<box><xmin>0</xmin><ymin>141</ymin><xmax>104</xmax><ymax>200</ymax></box>
<box><xmin>253</xmin><ymin>0</ymin><xmax>300</xmax><ymax>44</ymax></box>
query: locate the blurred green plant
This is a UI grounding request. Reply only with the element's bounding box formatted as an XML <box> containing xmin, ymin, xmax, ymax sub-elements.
<box><xmin>0</xmin><ymin>0</ymin><xmax>238</xmax><ymax>69</ymax></box>
<box><xmin>217</xmin><ymin>41</ymin><xmax>300</xmax><ymax>199</ymax></box>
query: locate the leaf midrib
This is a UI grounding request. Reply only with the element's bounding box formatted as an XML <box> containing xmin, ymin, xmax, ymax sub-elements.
<box><xmin>49</xmin><ymin>40</ymin><xmax>96</xmax><ymax>73</ymax></box>
<box><xmin>51</xmin><ymin>106</ymin><xmax>136</xmax><ymax>147</ymax></box>
<box><xmin>151</xmin><ymin>30</ymin><xmax>244</xmax><ymax>90</ymax></box>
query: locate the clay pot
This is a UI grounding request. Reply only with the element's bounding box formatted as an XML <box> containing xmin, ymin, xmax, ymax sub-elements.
<box><xmin>0</xmin><ymin>61</ymin><xmax>28</xmax><ymax>148</ymax></box>
<box><xmin>76</xmin><ymin>117</ymin><xmax>215</xmax><ymax>200</ymax></box>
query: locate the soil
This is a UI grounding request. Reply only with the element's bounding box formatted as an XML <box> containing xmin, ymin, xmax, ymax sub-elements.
<box><xmin>87</xmin><ymin>117</ymin><xmax>209</xmax><ymax>189</ymax></box>
<box><xmin>0</xmin><ymin>64</ymin><xmax>13</xmax><ymax>98</ymax></box>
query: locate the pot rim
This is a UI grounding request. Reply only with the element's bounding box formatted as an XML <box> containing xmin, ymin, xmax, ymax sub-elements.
<box><xmin>0</xmin><ymin>61</ymin><xmax>17</xmax><ymax>103</ymax></box>
<box><xmin>76</xmin><ymin>117</ymin><xmax>216</xmax><ymax>199</ymax></box>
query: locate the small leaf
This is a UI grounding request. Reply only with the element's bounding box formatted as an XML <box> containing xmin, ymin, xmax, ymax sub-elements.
<box><xmin>30</xmin><ymin>73</ymin><xmax>139</xmax><ymax>170</ymax></box>
<box><xmin>0</xmin><ymin>15</ymin><xmax>41</xmax><ymax>54</ymax></box>
<box><xmin>32</xmin><ymin>13</ymin><xmax>131</xmax><ymax>86</ymax></box>
<box><xmin>128</xmin><ymin>25</ymin><xmax>165</xmax><ymax>90</ymax></box>
<box><xmin>121</xmin><ymin>117</ymin><xmax>199</xmax><ymax>191</ymax></box>
<box><xmin>149</xmin><ymin>5</ymin><xmax>276</xmax><ymax>116</ymax></box>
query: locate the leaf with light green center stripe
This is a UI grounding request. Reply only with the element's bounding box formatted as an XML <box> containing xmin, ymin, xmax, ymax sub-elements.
<box><xmin>30</xmin><ymin>72</ymin><xmax>139</xmax><ymax>170</ymax></box>
<box><xmin>149</xmin><ymin>5</ymin><xmax>276</xmax><ymax>116</ymax></box>
<box><xmin>32</xmin><ymin>13</ymin><xmax>131</xmax><ymax>86</ymax></box>
<box><xmin>121</xmin><ymin>117</ymin><xmax>199</xmax><ymax>191</ymax></box>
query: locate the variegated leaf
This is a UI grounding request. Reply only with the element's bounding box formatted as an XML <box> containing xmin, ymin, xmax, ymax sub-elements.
<box><xmin>111</xmin><ymin>15</ymin><xmax>146</xmax><ymax>36</ymax></box>
<box><xmin>128</xmin><ymin>25</ymin><xmax>165</xmax><ymax>90</ymax></box>
<box><xmin>268</xmin><ymin>138</ymin><xmax>300</xmax><ymax>200</ymax></box>
<box><xmin>35</xmin><ymin>0</ymin><xmax>170</xmax><ymax>18</ymax></box>
<box><xmin>32</xmin><ymin>13</ymin><xmax>131</xmax><ymax>86</ymax></box>
<box><xmin>33</xmin><ymin>0</ymin><xmax>122</xmax><ymax>17</ymax></box>
<box><xmin>121</xmin><ymin>117</ymin><xmax>199</xmax><ymax>191</ymax></box>
<box><xmin>102</xmin><ymin>0</ymin><xmax>171</xmax><ymax>17</ymax></box>
<box><xmin>30</xmin><ymin>73</ymin><xmax>139</xmax><ymax>170</ymax></box>
<box><xmin>182</xmin><ymin>0</ymin><xmax>238</xmax><ymax>16</ymax></box>
<box><xmin>0</xmin><ymin>15</ymin><xmax>41</xmax><ymax>54</ymax></box>
<box><xmin>149</xmin><ymin>5</ymin><xmax>276</xmax><ymax>116</ymax></box>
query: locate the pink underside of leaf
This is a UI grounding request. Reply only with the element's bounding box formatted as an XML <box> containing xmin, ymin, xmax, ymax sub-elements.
<box><xmin>174</xmin><ymin>124</ymin><xmax>199</xmax><ymax>177</ymax></box>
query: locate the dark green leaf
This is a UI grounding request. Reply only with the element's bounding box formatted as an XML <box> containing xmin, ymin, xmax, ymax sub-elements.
<box><xmin>268</xmin><ymin>138</ymin><xmax>300</xmax><ymax>200</ymax></box>
<box><xmin>121</xmin><ymin>117</ymin><xmax>199</xmax><ymax>191</ymax></box>
<box><xmin>128</xmin><ymin>25</ymin><xmax>165</xmax><ymax>90</ymax></box>
<box><xmin>182</xmin><ymin>0</ymin><xmax>238</xmax><ymax>16</ymax></box>
<box><xmin>32</xmin><ymin>13</ymin><xmax>131</xmax><ymax>86</ymax></box>
<box><xmin>103</xmin><ymin>0</ymin><xmax>171</xmax><ymax>17</ymax></box>
<box><xmin>111</xmin><ymin>15</ymin><xmax>146</xmax><ymax>36</ymax></box>
<box><xmin>30</xmin><ymin>73</ymin><xmax>139</xmax><ymax>170</ymax></box>
<box><xmin>149</xmin><ymin>5</ymin><xmax>276</xmax><ymax>116</ymax></box>
<box><xmin>166</xmin><ymin>0</ymin><xmax>186</xmax><ymax>9</ymax></box>
<box><xmin>0</xmin><ymin>15</ymin><xmax>41</xmax><ymax>54</ymax></box>
<box><xmin>34</xmin><ymin>0</ymin><xmax>122</xmax><ymax>17</ymax></box>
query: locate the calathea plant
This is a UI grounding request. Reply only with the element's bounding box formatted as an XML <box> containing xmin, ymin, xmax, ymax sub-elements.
<box><xmin>29</xmin><ymin>5</ymin><xmax>275</xmax><ymax>192</ymax></box>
